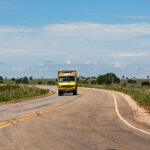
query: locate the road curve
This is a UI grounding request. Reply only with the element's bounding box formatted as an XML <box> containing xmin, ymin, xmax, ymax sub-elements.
<box><xmin>0</xmin><ymin>86</ymin><xmax>150</xmax><ymax>150</ymax></box>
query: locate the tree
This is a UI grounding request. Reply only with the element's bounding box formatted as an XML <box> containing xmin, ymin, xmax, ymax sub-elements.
<box><xmin>11</xmin><ymin>78</ymin><xmax>15</xmax><ymax>81</ymax></box>
<box><xmin>96</xmin><ymin>73</ymin><xmax>120</xmax><ymax>85</ymax></box>
<box><xmin>147</xmin><ymin>76</ymin><xmax>149</xmax><ymax>79</ymax></box>
<box><xmin>91</xmin><ymin>80</ymin><xmax>96</xmax><ymax>85</ymax></box>
<box><xmin>15</xmin><ymin>77</ymin><xmax>29</xmax><ymax>84</ymax></box>
<box><xmin>141</xmin><ymin>81</ymin><xmax>150</xmax><ymax>86</ymax></box>
<box><xmin>29</xmin><ymin>76</ymin><xmax>33</xmax><ymax>80</ymax></box>
<box><xmin>16</xmin><ymin>79</ymin><xmax>22</xmax><ymax>84</ymax></box>
<box><xmin>38</xmin><ymin>81</ymin><xmax>43</xmax><ymax>85</ymax></box>
<box><xmin>0</xmin><ymin>76</ymin><xmax>3</xmax><ymax>81</ymax></box>
<box><xmin>121</xmin><ymin>82</ymin><xmax>127</xmax><ymax>87</ymax></box>
<box><xmin>22</xmin><ymin>77</ymin><xmax>29</xmax><ymax>84</ymax></box>
<box><xmin>91</xmin><ymin>76</ymin><xmax>96</xmax><ymax>79</ymax></box>
<box><xmin>122</xmin><ymin>75</ymin><xmax>125</xmax><ymax>79</ymax></box>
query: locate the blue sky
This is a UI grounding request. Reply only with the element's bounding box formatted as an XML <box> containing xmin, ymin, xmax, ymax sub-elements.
<box><xmin>0</xmin><ymin>0</ymin><xmax>150</xmax><ymax>78</ymax></box>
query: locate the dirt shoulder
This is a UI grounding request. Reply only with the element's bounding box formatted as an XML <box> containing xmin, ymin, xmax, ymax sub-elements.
<box><xmin>111</xmin><ymin>90</ymin><xmax>150</xmax><ymax>126</ymax></box>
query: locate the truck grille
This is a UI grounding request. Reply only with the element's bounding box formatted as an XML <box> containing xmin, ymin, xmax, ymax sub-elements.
<box><xmin>61</xmin><ymin>85</ymin><xmax>73</xmax><ymax>88</ymax></box>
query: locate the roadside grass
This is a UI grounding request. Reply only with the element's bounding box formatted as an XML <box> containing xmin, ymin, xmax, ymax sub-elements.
<box><xmin>0</xmin><ymin>84</ymin><xmax>49</xmax><ymax>102</ymax></box>
<box><xmin>79</xmin><ymin>84</ymin><xmax>150</xmax><ymax>110</ymax></box>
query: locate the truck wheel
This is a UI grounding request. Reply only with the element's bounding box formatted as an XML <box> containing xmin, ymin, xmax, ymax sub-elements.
<box><xmin>73</xmin><ymin>90</ymin><xmax>77</xmax><ymax>95</ymax></box>
<box><xmin>58</xmin><ymin>91</ymin><xmax>61</xmax><ymax>96</ymax></box>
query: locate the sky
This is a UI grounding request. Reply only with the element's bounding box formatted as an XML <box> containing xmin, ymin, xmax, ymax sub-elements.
<box><xmin>0</xmin><ymin>0</ymin><xmax>150</xmax><ymax>78</ymax></box>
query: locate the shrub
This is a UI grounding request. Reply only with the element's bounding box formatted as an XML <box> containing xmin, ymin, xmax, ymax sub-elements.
<box><xmin>0</xmin><ymin>76</ymin><xmax>3</xmax><ymax>80</ymax></box>
<box><xmin>29</xmin><ymin>76</ymin><xmax>33</xmax><ymax>80</ymax></box>
<box><xmin>96</xmin><ymin>73</ymin><xmax>120</xmax><ymax>85</ymax></box>
<box><xmin>78</xmin><ymin>79</ymin><xmax>89</xmax><ymax>84</ymax></box>
<box><xmin>47</xmin><ymin>80</ymin><xmax>55</xmax><ymax>85</ymax></box>
<box><xmin>38</xmin><ymin>81</ymin><xmax>43</xmax><ymax>85</ymax></box>
<box><xmin>121</xmin><ymin>82</ymin><xmax>127</xmax><ymax>87</ymax></box>
<box><xmin>82</xmin><ymin>80</ymin><xmax>89</xmax><ymax>84</ymax></box>
<box><xmin>91</xmin><ymin>80</ymin><xmax>96</xmax><ymax>85</ymax></box>
<box><xmin>16</xmin><ymin>79</ymin><xmax>22</xmax><ymax>84</ymax></box>
<box><xmin>141</xmin><ymin>82</ymin><xmax>150</xmax><ymax>86</ymax></box>
<box><xmin>11</xmin><ymin>78</ymin><xmax>15</xmax><ymax>81</ymax></box>
<box><xmin>15</xmin><ymin>77</ymin><xmax>29</xmax><ymax>84</ymax></box>
<box><xmin>22</xmin><ymin>77</ymin><xmax>29</xmax><ymax>84</ymax></box>
<box><xmin>128</xmin><ymin>79</ymin><xmax>137</xmax><ymax>84</ymax></box>
<box><xmin>0</xmin><ymin>81</ymin><xmax>3</xmax><ymax>84</ymax></box>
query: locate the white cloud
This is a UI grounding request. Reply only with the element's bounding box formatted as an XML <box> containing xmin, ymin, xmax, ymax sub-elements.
<box><xmin>66</xmin><ymin>60</ymin><xmax>71</xmax><ymax>65</ymax></box>
<box><xmin>110</xmin><ymin>53</ymin><xmax>148</xmax><ymax>57</ymax></box>
<box><xmin>84</xmin><ymin>61</ymin><xmax>91</xmax><ymax>65</ymax></box>
<box><xmin>43</xmin><ymin>22</ymin><xmax>150</xmax><ymax>35</ymax></box>
<box><xmin>12</xmin><ymin>67</ymin><xmax>25</xmax><ymax>72</ymax></box>
<box><xmin>113</xmin><ymin>62</ymin><xmax>126</xmax><ymax>69</ymax></box>
<box><xmin>134</xmin><ymin>66</ymin><xmax>140</xmax><ymax>70</ymax></box>
<box><xmin>38</xmin><ymin>63</ymin><xmax>44</xmax><ymax>66</ymax></box>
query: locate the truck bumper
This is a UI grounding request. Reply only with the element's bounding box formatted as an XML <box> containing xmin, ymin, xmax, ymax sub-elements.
<box><xmin>59</xmin><ymin>89</ymin><xmax>77</xmax><ymax>93</ymax></box>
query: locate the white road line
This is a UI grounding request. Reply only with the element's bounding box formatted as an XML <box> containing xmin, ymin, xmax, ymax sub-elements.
<box><xmin>112</xmin><ymin>93</ymin><xmax>150</xmax><ymax>136</ymax></box>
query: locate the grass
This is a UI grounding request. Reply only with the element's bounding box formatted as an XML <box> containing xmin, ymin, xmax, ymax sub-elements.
<box><xmin>0</xmin><ymin>84</ymin><xmax>49</xmax><ymax>102</ymax></box>
<box><xmin>79</xmin><ymin>84</ymin><xmax>150</xmax><ymax>110</ymax></box>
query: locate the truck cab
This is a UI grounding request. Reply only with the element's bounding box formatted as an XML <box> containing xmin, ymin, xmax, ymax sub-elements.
<box><xmin>57</xmin><ymin>70</ymin><xmax>77</xmax><ymax>96</ymax></box>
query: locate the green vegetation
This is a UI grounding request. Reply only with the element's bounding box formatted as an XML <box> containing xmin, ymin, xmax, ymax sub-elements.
<box><xmin>0</xmin><ymin>76</ymin><xmax>3</xmax><ymax>84</ymax></box>
<box><xmin>47</xmin><ymin>80</ymin><xmax>56</xmax><ymax>85</ymax></box>
<box><xmin>0</xmin><ymin>85</ymin><xmax>49</xmax><ymax>102</ymax></box>
<box><xmin>127</xmin><ymin>79</ymin><xmax>137</xmax><ymax>84</ymax></box>
<box><xmin>96</xmin><ymin>73</ymin><xmax>120</xmax><ymax>85</ymax></box>
<box><xmin>141</xmin><ymin>81</ymin><xmax>150</xmax><ymax>86</ymax></box>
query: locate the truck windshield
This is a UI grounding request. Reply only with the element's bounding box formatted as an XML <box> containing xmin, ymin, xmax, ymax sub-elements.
<box><xmin>59</xmin><ymin>76</ymin><xmax>75</xmax><ymax>82</ymax></box>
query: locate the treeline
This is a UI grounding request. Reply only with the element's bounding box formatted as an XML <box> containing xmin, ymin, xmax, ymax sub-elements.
<box><xmin>79</xmin><ymin>73</ymin><xmax>150</xmax><ymax>87</ymax></box>
<box><xmin>78</xmin><ymin>73</ymin><xmax>120</xmax><ymax>85</ymax></box>
<box><xmin>0</xmin><ymin>76</ymin><xmax>56</xmax><ymax>85</ymax></box>
<box><xmin>0</xmin><ymin>74</ymin><xmax>150</xmax><ymax>86</ymax></box>
<box><xmin>96</xmin><ymin>73</ymin><xmax>120</xmax><ymax>85</ymax></box>
<box><xmin>11</xmin><ymin>77</ymin><xmax>33</xmax><ymax>84</ymax></box>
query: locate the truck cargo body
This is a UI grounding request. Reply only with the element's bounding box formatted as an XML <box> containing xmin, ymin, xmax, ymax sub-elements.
<box><xmin>57</xmin><ymin>70</ymin><xmax>77</xmax><ymax>96</ymax></box>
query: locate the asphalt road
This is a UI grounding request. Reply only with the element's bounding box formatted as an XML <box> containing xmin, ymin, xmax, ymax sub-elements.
<box><xmin>0</xmin><ymin>86</ymin><xmax>150</xmax><ymax>150</ymax></box>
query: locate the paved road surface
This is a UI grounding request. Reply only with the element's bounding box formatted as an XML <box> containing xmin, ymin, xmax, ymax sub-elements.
<box><xmin>0</xmin><ymin>86</ymin><xmax>150</xmax><ymax>150</ymax></box>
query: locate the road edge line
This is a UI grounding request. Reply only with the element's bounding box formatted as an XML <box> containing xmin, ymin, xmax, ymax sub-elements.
<box><xmin>112</xmin><ymin>93</ymin><xmax>150</xmax><ymax>136</ymax></box>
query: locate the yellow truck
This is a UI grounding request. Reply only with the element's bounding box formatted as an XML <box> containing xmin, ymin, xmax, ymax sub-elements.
<box><xmin>57</xmin><ymin>70</ymin><xmax>77</xmax><ymax>96</ymax></box>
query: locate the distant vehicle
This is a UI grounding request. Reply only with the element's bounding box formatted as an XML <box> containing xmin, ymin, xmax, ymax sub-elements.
<box><xmin>57</xmin><ymin>70</ymin><xmax>77</xmax><ymax>96</ymax></box>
